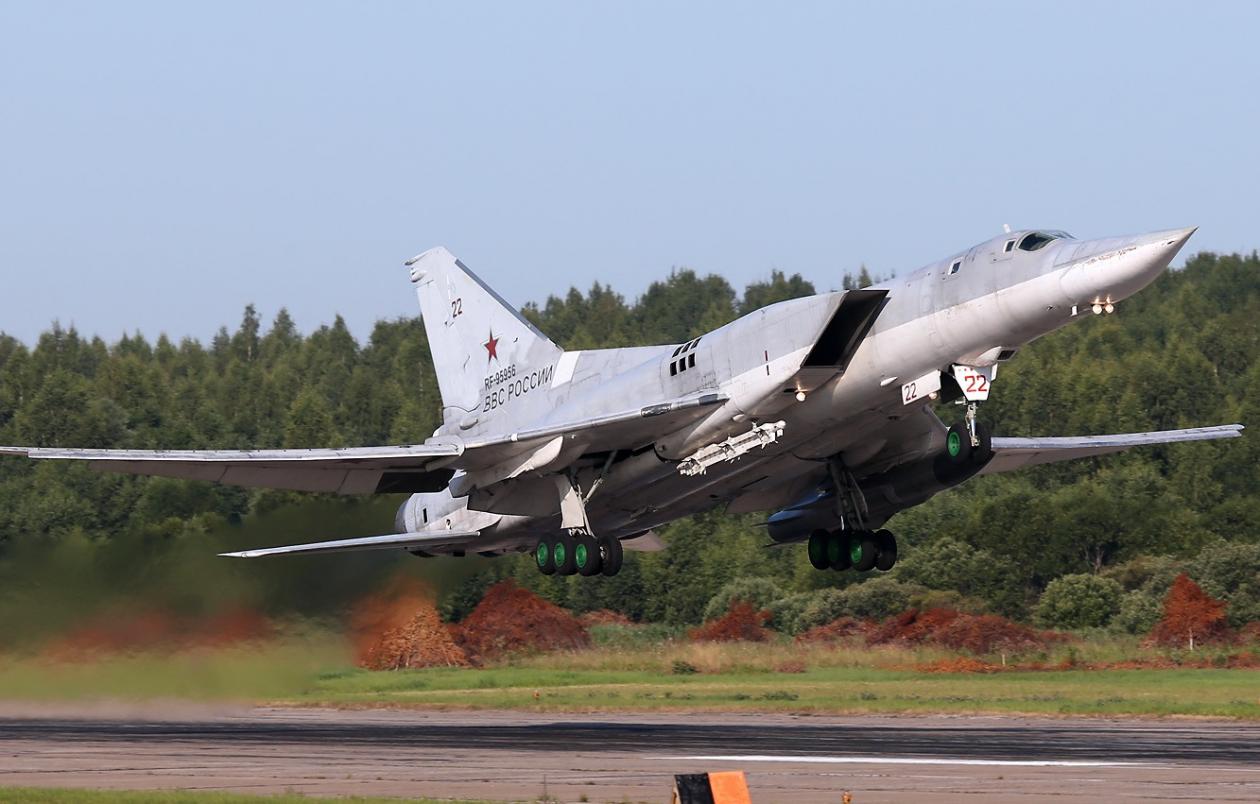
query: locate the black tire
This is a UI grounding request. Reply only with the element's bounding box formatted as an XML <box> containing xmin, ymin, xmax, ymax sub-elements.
<box><xmin>575</xmin><ymin>533</ymin><xmax>602</xmax><ymax>576</ymax></box>
<box><xmin>970</xmin><ymin>421</ymin><xmax>993</xmax><ymax>464</ymax></box>
<box><xmin>534</xmin><ymin>539</ymin><xmax>556</xmax><ymax>575</ymax></box>
<box><xmin>874</xmin><ymin>529</ymin><xmax>898</xmax><ymax>572</ymax></box>
<box><xmin>553</xmin><ymin>532</ymin><xmax>577</xmax><ymax>575</ymax></box>
<box><xmin>807</xmin><ymin>530</ymin><xmax>831</xmax><ymax>570</ymax></box>
<box><xmin>827</xmin><ymin>531</ymin><xmax>851</xmax><ymax>571</ymax></box>
<box><xmin>599</xmin><ymin>535</ymin><xmax>624</xmax><ymax>577</ymax></box>
<box><xmin>852</xmin><ymin>531</ymin><xmax>879</xmax><ymax>572</ymax></box>
<box><xmin>945</xmin><ymin>422</ymin><xmax>971</xmax><ymax>464</ymax></box>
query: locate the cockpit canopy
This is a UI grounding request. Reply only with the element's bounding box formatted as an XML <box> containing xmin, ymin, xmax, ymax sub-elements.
<box><xmin>1017</xmin><ymin>230</ymin><xmax>1073</xmax><ymax>252</ymax></box>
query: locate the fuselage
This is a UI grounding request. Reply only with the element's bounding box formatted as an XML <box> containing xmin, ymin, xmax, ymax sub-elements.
<box><xmin>399</xmin><ymin>227</ymin><xmax>1196</xmax><ymax>554</ymax></box>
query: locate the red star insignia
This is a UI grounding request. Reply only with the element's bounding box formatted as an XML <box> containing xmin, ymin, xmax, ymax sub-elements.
<box><xmin>483</xmin><ymin>330</ymin><xmax>499</xmax><ymax>363</ymax></box>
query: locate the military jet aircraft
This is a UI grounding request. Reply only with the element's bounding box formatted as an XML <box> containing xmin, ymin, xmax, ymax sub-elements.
<box><xmin>0</xmin><ymin>226</ymin><xmax>1242</xmax><ymax>577</ymax></box>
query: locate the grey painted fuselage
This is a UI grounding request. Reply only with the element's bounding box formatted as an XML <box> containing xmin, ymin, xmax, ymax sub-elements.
<box><xmin>396</xmin><ymin>226</ymin><xmax>1201</xmax><ymax>554</ymax></box>
<box><xmin>4</xmin><ymin>224</ymin><xmax>1234</xmax><ymax>563</ymax></box>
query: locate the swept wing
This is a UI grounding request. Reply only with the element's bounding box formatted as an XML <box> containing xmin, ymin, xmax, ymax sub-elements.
<box><xmin>0</xmin><ymin>391</ymin><xmax>725</xmax><ymax>494</ymax></box>
<box><xmin>979</xmin><ymin>424</ymin><xmax>1243</xmax><ymax>474</ymax></box>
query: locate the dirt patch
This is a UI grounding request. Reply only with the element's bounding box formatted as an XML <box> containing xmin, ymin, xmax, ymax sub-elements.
<box><xmin>352</xmin><ymin>578</ymin><xmax>469</xmax><ymax>670</ymax></box>
<box><xmin>689</xmin><ymin>601</ymin><xmax>772</xmax><ymax>642</ymax></box>
<box><xmin>452</xmin><ymin>580</ymin><xmax>588</xmax><ymax>663</ymax></box>
<box><xmin>867</xmin><ymin>608</ymin><xmax>1058</xmax><ymax>654</ymax></box>
<box><xmin>797</xmin><ymin>608</ymin><xmax>1059</xmax><ymax>655</ymax></box>
<box><xmin>795</xmin><ymin>616</ymin><xmax>871</xmax><ymax>644</ymax></box>
<box><xmin>932</xmin><ymin>612</ymin><xmax>1058</xmax><ymax>654</ymax></box>
<box><xmin>866</xmin><ymin>607</ymin><xmax>962</xmax><ymax>645</ymax></box>
<box><xmin>39</xmin><ymin>605</ymin><xmax>275</xmax><ymax>660</ymax></box>
<box><xmin>914</xmin><ymin>657</ymin><xmax>1003</xmax><ymax>673</ymax></box>
<box><xmin>579</xmin><ymin>609</ymin><xmax>635</xmax><ymax>627</ymax></box>
<box><xmin>1084</xmin><ymin>651</ymin><xmax>1260</xmax><ymax>671</ymax></box>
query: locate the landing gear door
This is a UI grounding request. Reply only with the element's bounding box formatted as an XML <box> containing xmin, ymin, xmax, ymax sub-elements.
<box><xmin>900</xmin><ymin>370</ymin><xmax>941</xmax><ymax>406</ymax></box>
<box><xmin>952</xmin><ymin>364</ymin><xmax>995</xmax><ymax>402</ymax></box>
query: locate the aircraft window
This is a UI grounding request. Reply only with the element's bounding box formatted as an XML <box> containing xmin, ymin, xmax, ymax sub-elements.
<box><xmin>948</xmin><ymin>260</ymin><xmax>961</xmax><ymax>276</ymax></box>
<box><xmin>1004</xmin><ymin>239</ymin><xmax>1015</xmax><ymax>253</ymax></box>
<box><xmin>672</xmin><ymin>345</ymin><xmax>683</xmax><ymax>357</ymax></box>
<box><xmin>692</xmin><ymin>336</ymin><xmax>701</xmax><ymax>348</ymax></box>
<box><xmin>688</xmin><ymin>353</ymin><xmax>696</xmax><ymax>368</ymax></box>
<box><xmin>1018</xmin><ymin>231</ymin><xmax>1060</xmax><ymax>252</ymax></box>
<box><xmin>422</xmin><ymin>508</ymin><xmax>428</xmax><ymax>523</ymax></box>
<box><xmin>669</xmin><ymin>362</ymin><xmax>678</xmax><ymax>377</ymax></box>
<box><xmin>678</xmin><ymin>357</ymin><xmax>688</xmax><ymax>372</ymax></box>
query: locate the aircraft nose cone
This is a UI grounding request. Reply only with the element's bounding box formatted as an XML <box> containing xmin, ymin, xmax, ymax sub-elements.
<box><xmin>1144</xmin><ymin>226</ymin><xmax>1197</xmax><ymax>257</ymax></box>
<box><xmin>1058</xmin><ymin>226</ymin><xmax>1196</xmax><ymax>307</ymax></box>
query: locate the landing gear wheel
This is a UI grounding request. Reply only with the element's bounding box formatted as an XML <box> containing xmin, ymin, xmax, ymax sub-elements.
<box><xmin>534</xmin><ymin>539</ymin><xmax>556</xmax><ymax>575</ymax></box>
<box><xmin>827</xmin><ymin>531</ymin><xmax>851</xmax><ymax>571</ymax></box>
<box><xmin>808</xmin><ymin>530</ymin><xmax>831</xmax><ymax>570</ymax></box>
<box><xmin>945</xmin><ymin>422</ymin><xmax>972</xmax><ymax>464</ymax></box>
<box><xmin>874</xmin><ymin>529</ymin><xmax>898</xmax><ymax>572</ymax></box>
<box><xmin>575</xmin><ymin>533</ymin><xmax>602</xmax><ymax>576</ymax></box>
<box><xmin>553</xmin><ymin>532</ymin><xmax>577</xmax><ymax>576</ymax></box>
<box><xmin>599</xmin><ymin>535</ymin><xmax>624</xmax><ymax>577</ymax></box>
<box><xmin>969</xmin><ymin>421</ymin><xmax>993</xmax><ymax>464</ymax></box>
<box><xmin>851</xmin><ymin>531</ymin><xmax>879</xmax><ymax>572</ymax></box>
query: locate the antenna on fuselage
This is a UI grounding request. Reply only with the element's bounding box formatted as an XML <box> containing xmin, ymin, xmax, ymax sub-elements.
<box><xmin>1002</xmin><ymin>223</ymin><xmax>1012</xmax><ymax>234</ymax></box>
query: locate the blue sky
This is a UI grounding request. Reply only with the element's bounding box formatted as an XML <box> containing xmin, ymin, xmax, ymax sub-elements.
<box><xmin>2</xmin><ymin>1</ymin><xmax>1258</xmax><ymax>344</ymax></box>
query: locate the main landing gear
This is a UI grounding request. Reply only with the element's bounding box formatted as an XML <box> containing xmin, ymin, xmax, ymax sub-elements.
<box><xmin>534</xmin><ymin>531</ymin><xmax>624</xmax><ymax>578</ymax></box>
<box><xmin>807</xmin><ymin>528</ymin><xmax>897</xmax><ymax>573</ymax></box>
<box><xmin>535</xmin><ymin>471</ymin><xmax>624</xmax><ymax>577</ymax></box>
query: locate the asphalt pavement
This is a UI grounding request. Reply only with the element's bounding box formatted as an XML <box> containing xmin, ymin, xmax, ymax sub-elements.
<box><xmin>2</xmin><ymin>706</ymin><xmax>1258</xmax><ymax>802</ymax></box>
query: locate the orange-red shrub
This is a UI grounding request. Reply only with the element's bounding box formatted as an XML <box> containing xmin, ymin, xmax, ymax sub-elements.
<box><xmin>794</xmin><ymin>616</ymin><xmax>871</xmax><ymax>644</ymax></box>
<box><xmin>351</xmin><ymin>577</ymin><xmax>469</xmax><ymax>670</ymax></box>
<box><xmin>689</xmin><ymin>601</ymin><xmax>772</xmax><ymax>642</ymax></box>
<box><xmin>934</xmin><ymin>613</ymin><xmax>1051</xmax><ymax>654</ymax></box>
<box><xmin>452</xmin><ymin>580</ymin><xmax>589</xmax><ymax>662</ymax></box>
<box><xmin>866</xmin><ymin>607</ymin><xmax>962</xmax><ymax>645</ymax></box>
<box><xmin>1151</xmin><ymin>573</ymin><xmax>1231</xmax><ymax>649</ymax></box>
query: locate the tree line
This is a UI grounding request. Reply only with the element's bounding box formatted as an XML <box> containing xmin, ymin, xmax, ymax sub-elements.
<box><xmin>0</xmin><ymin>255</ymin><xmax>1257</xmax><ymax>642</ymax></box>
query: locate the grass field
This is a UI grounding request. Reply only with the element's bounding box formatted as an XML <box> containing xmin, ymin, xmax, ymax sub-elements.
<box><xmin>301</xmin><ymin>663</ymin><xmax>1260</xmax><ymax>719</ymax></box>
<box><xmin>3</xmin><ymin>631</ymin><xmax>1258</xmax><ymax>719</ymax></box>
<box><xmin>0</xmin><ymin>790</ymin><xmax>490</xmax><ymax>804</ymax></box>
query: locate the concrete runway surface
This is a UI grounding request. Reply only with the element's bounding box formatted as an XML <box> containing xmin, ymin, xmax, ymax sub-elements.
<box><xmin>1</xmin><ymin>704</ymin><xmax>1258</xmax><ymax>802</ymax></box>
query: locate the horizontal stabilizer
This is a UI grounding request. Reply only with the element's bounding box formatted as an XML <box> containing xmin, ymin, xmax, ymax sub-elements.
<box><xmin>621</xmin><ymin>530</ymin><xmax>666</xmax><ymax>552</ymax></box>
<box><xmin>981</xmin><ymin>424</ymin><xmax>1243</xmax><ymax>474</ymax></box>
<box><xmin>220</xmin><ymin>529</ymin><xmax>481</xmax><ymax>558</ymax></box>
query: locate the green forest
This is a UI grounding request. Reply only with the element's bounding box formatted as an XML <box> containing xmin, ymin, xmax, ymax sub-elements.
<box><xmin>1</xmin><ymin>253</ymin><xmax>1258</xmax><ymax>646</ymax></box>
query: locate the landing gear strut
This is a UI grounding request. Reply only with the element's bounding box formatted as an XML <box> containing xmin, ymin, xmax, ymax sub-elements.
<box><xmin>948</xmin><ymin>407</ymin><xmax>992</xmax><ymax>464</ymax></box>
<box><xmin>535</xmin><ymin>472</ymin><xmax>623</xmax><ymax>577</ymax></box>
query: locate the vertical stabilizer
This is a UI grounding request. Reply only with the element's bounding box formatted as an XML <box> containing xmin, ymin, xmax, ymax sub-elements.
<box><xmin>407</xmin><ymin>247</ymin><xmax>563</xmax><ymax>416</ymax></box>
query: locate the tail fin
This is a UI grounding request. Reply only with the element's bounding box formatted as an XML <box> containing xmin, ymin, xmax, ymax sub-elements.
<box><xmin>407</xmin><ymin>247</ymin><xmax>563</xmax><ymax>415</ymax></box>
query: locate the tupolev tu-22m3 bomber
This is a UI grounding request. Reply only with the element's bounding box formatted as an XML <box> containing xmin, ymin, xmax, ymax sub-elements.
<box><xmin>0</xmin><ymin>227</ymin><xmax>1244</xmax><ymax>577</ymax></box>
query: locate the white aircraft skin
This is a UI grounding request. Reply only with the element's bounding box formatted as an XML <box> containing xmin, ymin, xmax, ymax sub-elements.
<box><xmin>0</xmin><ymin>226</ymin><xmax>1243</xmax><ymax>576</ymax></box>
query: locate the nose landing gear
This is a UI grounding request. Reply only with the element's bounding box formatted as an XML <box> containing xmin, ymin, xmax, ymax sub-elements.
<box><xmin>947</xmin><ymin>404</ymin><xmax>993</xmax><ymax>464</ymax></box>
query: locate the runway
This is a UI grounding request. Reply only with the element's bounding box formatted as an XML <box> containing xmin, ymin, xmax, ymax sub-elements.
<box><xmin>3</xmin><ymin>705</ymin><xmax>1258</xmax><ymax>802</ymax></box>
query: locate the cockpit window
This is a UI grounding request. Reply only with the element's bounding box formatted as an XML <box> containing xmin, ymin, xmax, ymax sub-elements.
<box><xmin>1018</xmin><ymin>231</ymin><xmax>1059</xmax><ymax>251</ymax></box>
